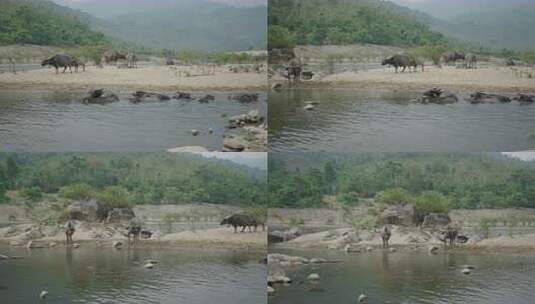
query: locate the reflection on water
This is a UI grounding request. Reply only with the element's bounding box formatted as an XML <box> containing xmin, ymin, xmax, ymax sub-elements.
<box><xmin>0</xmin><ymin>89</ymin><xmax>266</xmax><ymax>152</ymax></box>
<box><xmin>0</xmin><ymin>245</ymin><xmax>266</xmax><ymax>304</ymax></box>
<box><xmin>269</xmin><ymin>88</ymin><xmax>535</xmax><ymax>152</ymax></box>
<box><xmin>269</xmin><ymin>249</ymin><xmax>535</xmax><ymax>304</ymax></box>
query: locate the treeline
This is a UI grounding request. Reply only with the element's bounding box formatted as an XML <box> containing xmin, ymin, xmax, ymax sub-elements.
<box><xmin>269</xmin><ymin>153</ymin><xmax>535</xmax><ymax>210</ymax></box>
<box><xmin>0</xmin><ymin>153</ymin><xmax>266</xmax><ymax>208</ymax></box>
<box><xmin>0</xmin><ymin>0</ymin><xmax>108</xmax><ymax>46</ymax></box>
<box><xmin>268</xmin><ymin>0</ymin><xmax>448</xmax><ymax>49</ymax></box>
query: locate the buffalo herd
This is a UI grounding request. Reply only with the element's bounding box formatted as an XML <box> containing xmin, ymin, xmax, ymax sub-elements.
<box><xmin>41</xmin><ymin>50</ymin><xmax>138</xmax><ymax>74</ymax></box>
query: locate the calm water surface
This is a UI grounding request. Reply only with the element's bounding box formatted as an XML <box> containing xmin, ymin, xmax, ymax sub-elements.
<box><xmin>269</xmin><ymin>88</ymin><xmax>535</xmax><ymax>152</ymax></box>
<box><xmin>0</xmin><ymin>245</ymin><xmax>266</xmax><ymax>304</ymax></box>
<box><xmin>0</xmin><ymin>89</ymin><xmax>266</xmax><ymax>152</ymax></box>
<box><xmin>269</xmin><ymin>248</ymin><xmax>535</xmax><ymax>304</ymax></box>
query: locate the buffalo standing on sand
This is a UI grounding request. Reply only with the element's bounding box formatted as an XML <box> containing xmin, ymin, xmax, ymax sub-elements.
<box><xmin>42</xmin><ymin>54</ymin><xmax>76</xmax><ymax>74</ymax></box>
<box><xmin>103</xmin><ymin>51</ymin><xmax>127</xmax><ymax>64</ymax></box>
<box><xmin>441</xmin><ymin>52</ymin><xmax>466</xmax><ymax>66</ymax></box>
<box><xmin>221</xmin><ymin>214</ymin><xmax>262</xmax><ymax>233</ymax></box>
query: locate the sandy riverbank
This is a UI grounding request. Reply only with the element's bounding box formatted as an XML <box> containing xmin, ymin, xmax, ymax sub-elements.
<box><xmin>272</xmin><ymin>65</ymin><xmax>535</xmax><ymax>93</ymax></box>
<box><xmin>0</xmin><ymin>64</ymin><xmax>267</xmax><ymax>91</ymax></box>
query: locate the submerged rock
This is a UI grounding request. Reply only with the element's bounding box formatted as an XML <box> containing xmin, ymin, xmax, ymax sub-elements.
<box><xmin>144</xmin><ymin>262</ymin><xmax>155</xmax><ymax>269</ymax></box>
<box><xmin>304</xmin><ymin>104</ymin><xmax>315</xmax><ymax>111</ymax></box>
<box><xmin>358</xmin><ymin>294</ymin><xmax>368</xmax><ymax>303</ymax></box>
<box><xmin>81</xmin><ymin>89</ymin><xmax>119</xmax><ymax>104</ymax></box>
<box><xmin>307</xmin><ymin>273</ymin><xmax>320</xmax><ymax>281</ymax></box>
<box><xmin>461</xmin><ymin>268</ymin><xmax>471</xmax><ymax>275</ymax></box>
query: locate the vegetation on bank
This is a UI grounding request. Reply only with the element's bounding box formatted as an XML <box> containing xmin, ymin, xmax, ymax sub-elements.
<box><xmin>0</xmin><ymin>0</ymin><xmax>108</xmax><ymax>47</ymax></box>
<box><xmin>0</xmin><ymin>153</ymin><xmax>266</xmax><ymax>208</ymax></box>
<box><xmin>269</xmin><ymin>153</ymin><xmax>535</xmax><ymax>210</ymax></box>
<box><xmin>268</xmin><ymin>0</ymin><xmax>448</xmax><ymax>50</ymax></box>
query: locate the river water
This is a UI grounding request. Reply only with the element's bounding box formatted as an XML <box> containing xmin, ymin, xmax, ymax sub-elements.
<box><xmin>0</xmin><ymin>245</ymin><xmax>266</xmax><ymax>304</ymax></box>
<box><xmin>269</xmin><ymin>248</ymin><xmax>535</xmax><ymax>304</ymax></box>
<box><xmin>0</xmin><ymin>88</ymin><xmax>266</xmax><ymax>152</ymax></box>
<box><xmin>269</xmin><ymin>88</ymin><xmax>535</xmax><ymax>152</ymax></box>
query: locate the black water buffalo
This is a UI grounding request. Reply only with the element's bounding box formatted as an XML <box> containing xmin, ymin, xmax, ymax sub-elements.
<box><xmin>441</xmin><ymin>52</ymin><xmax>466</xmax><ymax>65</ymax></box>
<box><xmin>285</xmin><ymin>66</ymin><xmax>302</xmax><ymax>82</ymax></box>
<box><xmin>220</xmin><ymin>214</ymin><xmax>256</xmax><ymax>233</ymax></box>
<box><xmin>72</xmin><ymin>58</ymin><xmax>86</xmax><ymax>72</ymax></box>
<box><xmin>382</xmin><ymin>54</ymin><xmax>412</xmax><ymax>73</ymax></box>
<box><xmin>103</xmin><ymin>51</ymin><xmax>127</xmax><ymax>64</ymax></box>
<box><xmin>42</xmin><ymin>54</ymin><xmax>75</xmax><ymax>74</ymax></box>
<box><xmin>64</xmin><ymin>220</ymin><xmax>75</xmax><ymax>244</ymax></box>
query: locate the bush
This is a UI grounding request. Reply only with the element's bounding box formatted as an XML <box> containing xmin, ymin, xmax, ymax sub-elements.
<box><xmin>408</xmin><ymin>45</ymin><xmax>449</xmax><ymax>65</ymax></box>
<box><xmin>414</xmin><ymin>191</ymin><xmax>450</xmax><ymax>222</ymax></box>
<box><xmin>60</xmin><ymin>183</ymin><xmax>94</xmax><ymax>200</ymax></box>
<box><xmin>97</xmin><ymin>186</ymin><xmax>131</xmax><ymax>208</ymax></box>
<box><xmin>268</xmin><ymin>25</ymin><xmax>295</xmax><ymax>50</ymax></box>
<box><xmin>244</xmin><ymin>207</ymin><xmax>267</xmax><ymax>223</ymax></box>
<box><xmin>20</xmin><ymin>187</ymin><xmax>42</xmax><ymax>202</ymax></box>
<box><xmin>375</xmin><ymin>188</ymin><xmax>414</xmax><ymax>206</ymax></box>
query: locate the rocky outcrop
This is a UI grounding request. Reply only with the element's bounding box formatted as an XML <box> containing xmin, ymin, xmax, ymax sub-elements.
<box><xmin>67</xmin><ymin>199</ymin><xmax>109</xmax><ymax>222</ymax></box>
<box><xmin>378</xmin><ymin>204</ymin><xmax>416</xmax><ymax>226</ymax></box>
<box><xmin>129</xmin><ymin>91</ymin><xmax>170</xmax><ymax>103</ymax></box>
<box><xmin>228</xmin><ymin>110</ymin><xmax>264</xmax><ymax>128</ymax></box>
<box><xmin>106</xmin><ymin>208</ymin><xmax>135</xmax><ymax>223</ymax></box>
<box><xmin>422</xmin><ymin>213</ymin><xmax>451</xmax><ymax>227</ymax></box>
<box><xmin>81</xmin><ymin>89</ymin><xmax>119</xmax><ymax>104</ymax></box>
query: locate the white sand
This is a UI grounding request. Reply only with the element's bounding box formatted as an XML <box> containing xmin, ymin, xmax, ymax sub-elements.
<box><xmin>161</xmin><ymin>227</ymin><xmax>267</xmax><ymax>247</ymax></box>
<box><xmin>0</xmin><ymin>64</ymin><xmax>267</xmax><ymax>91</ymax></box>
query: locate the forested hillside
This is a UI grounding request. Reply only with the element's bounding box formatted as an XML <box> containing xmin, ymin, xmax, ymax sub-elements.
<box><xmin>0</xmin><ymin>153</ymin><xmax>266</xmax><ymax>207</ymax></box>
<box><xmin>0</xmin><ymin>0</ymin><xmax>108</xmax><ymax>46</ymax></box>
<box><xmin>268</xmin><ymin>0</ymin><xmax>448</xmax><ymax>49</ymax></box>
<box><xmin>269</xmin><ymin>153</ymin><xmax>535</xmax><ymax>210</ymax></box>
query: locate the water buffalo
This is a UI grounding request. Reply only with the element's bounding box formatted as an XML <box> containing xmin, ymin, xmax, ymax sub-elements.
<box><xmin>72</xmin><ymin>58</ymin><xmax>86</xmax><ymax>72</ymax></box>
<box><xmin>382</xmin><ymin>54</ymin><xmax>411</xmax><ymax>73</ymax></box>
<box><xmin>441</xmin><ymin>52</ymin><xmax>466</xmax><ymax>65</ymax></box>
<box><xmin>380</xmin><ymin>225</ymin><xmax>391</xmax><ymax>248</ymax></box>
<box><xmin>409</xmin><ymin>57</ymin><xmax>425</xmax><ymax>72</ymax></box>
<box><xmin>103</xmin><ymin>51</ymin><xmax>127</xmax><ymax>64</ymax></box>
<box><xmin>42</xmin><ymin>54</ymin><xmax>75</xmax><ymax>74</ymax></box>
<box><xmin>220</xmin><ymin>214</ymin><xmax>256</xmax><ymax>233</ymax></box>
<box><xmin>468</xmin><ymin>92</ymin><xmax>511</xmax><ymax>104</ymax></box>
<box><xmin>285</xmin><ymin>66</ymin><xmax>302</xmax><ymax>82</ymax></box>
<box><xmin>126</xmin><ymin>53</ymin><xmax>138</xmax><ymax>69</ymax></box>
<box><xmin>465</xmin><ymin>54</ymin><xmax>477</xmax><ymax>69</ymax></box>
<box><xmin>64</xmin><ymin>220</ymin><xmax>75</xmax><ymax>244</ymax></box>
<box><xmin>439</xmin><ymin>227</ymin><xmax>458</xmax><ymax>248</ymax></box>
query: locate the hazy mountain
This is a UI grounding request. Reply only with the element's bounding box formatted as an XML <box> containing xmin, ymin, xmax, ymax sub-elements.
<box><xmin>50</xmin><ymin>0</ymin><xmax>267</xmax><ymax>51</ymax></box>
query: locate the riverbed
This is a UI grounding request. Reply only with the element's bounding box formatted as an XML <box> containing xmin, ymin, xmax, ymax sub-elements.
<box><xmin>0</xmin><ymin>245</ymin><xmax>266</xmax><ymax>304</ymax></box>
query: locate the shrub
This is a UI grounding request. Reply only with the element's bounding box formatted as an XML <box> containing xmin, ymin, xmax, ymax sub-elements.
<box><xmin>268</xmin><ymin>25</ymin><xmax>295</xmax><ymax>50</ymax></box>
<box><xmin>20</xmin><ymin>187</ymin><xmax>42</xmax><ymax>202</ymax></box>
<box><xmin>414</xmin><ymin>191</ymin><xmax>450</xmax><ymax>223</ymax></box>
<box><xmin>97</xmin><ymin>186</ymin><xmax>131</xmax><ymax>208</ymax></box>
<box><xmin>60</xmin><ymin>183</ymin><xmax>94</xmax><ymax>200</ymax></box>
<box><xmin>375</xmin><ymin>188</ymin><xmax>414</xmax><ymax>206</ymax></box>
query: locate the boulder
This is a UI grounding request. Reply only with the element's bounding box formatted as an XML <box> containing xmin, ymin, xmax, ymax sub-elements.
<box><xmin>113</xmin><ymin>241</ymin><xmax>123</xmax><ymax>249</ymax></box>
<box><xmin>378</xmin><ymin>204</ymin><xmax>416</xmax><ymax>226</ymax></box>
<box><xmin>428</xmin><ymin>245</ymin><xmax>439</xmax><ymax>254</ymax></box>
<box><xmin>422</xmin><ymin>213</ymin><xmax>451</xmax><ymax>228</ymax></box>
<box><xmin>222</xmin><ymin>138</ymin><xmax>245</xmax><ymax>152</ymax></box>
<box><xmin>307</xmin><ymin>273</ymin><xmax>320</xmax><ymax>281</ymax></box>
<box><xmin>67</xmin><ymin>199</ymin><xmax>109</xmax><ymax>222</ymax></box>
<box><xmin>106</xmin><ymin>208</ymin><xmax>135</xmax><ymax>223</ymax></box>
<box><xmin>358</xmin><ymin>294</ymin><xmax>368</xmax><ymax>303</ymax></box>
<box><xmin>81</xmin><ymin>89</ymin><xmax>119</xmax><ymax>104</ymax></box>
<box><xmin>228</xmin><ymin>110</ymin><xmax>264</xmax><ymax>127</ymax></box>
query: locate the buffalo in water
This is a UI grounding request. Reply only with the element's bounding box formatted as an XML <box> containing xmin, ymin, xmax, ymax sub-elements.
<box><xmin>220</xmin><ymin>214</ymin><xmax>264</xmax><ymax>233</ymax></box>
<box><xmin>126</xmin><ymin>220</ymin><xmax>142</xmax><ymax>244</ymax></box>
<box><xmin>441</xmin><ymin>52</ymin><xmax>466</xmax><ymax>65</ymax></box>
<box><xmin>380</xmin><ymin>225</ymin><xmax>391</xmax><ymax>248</ymax></box>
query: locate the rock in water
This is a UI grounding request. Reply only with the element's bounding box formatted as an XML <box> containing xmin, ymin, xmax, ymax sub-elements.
<box><xmin>72</xmin><ymin>243</ymin><xmax>80</xmax><ymax>249</ymax></box>
<box><xmin>307</xmin><ymin>273</ymin><xmax>320</xmax><ymax>281</ymax></box>
<box><xmin>304</xmin><ymin>104</ymin><xmax>315</xmax><ymax>111</ymax></box>
<box><xmin>113</xmin><ymin>241</ymin><xmax>123</xmax><ymax>249</ymax></box>
<box><xmin>223</xmin><ymin>138</ymin><xmax>245</xmax><ymax>152</ymax></box>
<box><xmin>267</xmin><ymin>286</ymin><xmax>275</xmax><ymax>294</ymax></box>
<box><xmin>358</xmin><ymin>294</ymin><xmax>368</xmax><ymax>303</ymax></box>
<box><xmin>144</xmin><ymin>262</ymin><xmax>155</xmax><ymax>269</ymax></box>
<box><xmin>191</xmin><ymin>129</ymin><xmax>199</xmax><ymax>136</ymax></box>
<box><xmin>428</xmin><ymin>245</ymin><xmax>439</xmax><ymax>254</ymax></box>
<box><xmin>461</xmin><ymin>268</ymin><xmax>471</xmax><ymax>275</ymax></box>
<box><xmin>389</xmin><ymin>247</ymin><xmax>396</xmax><ymax>253</ymax></box>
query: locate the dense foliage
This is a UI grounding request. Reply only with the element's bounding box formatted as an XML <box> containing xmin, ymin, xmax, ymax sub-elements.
<box><xmin>268</xmin><ymin>0</ymin><xmax>448</xmax><ymax>49</ymax></box>
<box><xmin>269</xmin><ymin>153</ymin><xmax>535</xmax><ymax>210</ymax></box>
<box><xmin>0</xmin><ymin>153</ymin><xmax>266</xmax><ymax>207</ymax></box>
<box><xmin>0</xmin><ymin>0</ymin><xmax>108</xmax><ymax>46</ymax></box>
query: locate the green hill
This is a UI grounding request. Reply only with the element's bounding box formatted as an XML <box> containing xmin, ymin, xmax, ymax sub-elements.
<box><xmin>268</xmin><ymin>0</ymin><xmax>448</xmax><ymax>49</ymax></box>
<box><xmin>0</xmin><ymin>0</ymin><xmax>108</xmax><ymax>46</ymax></box>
